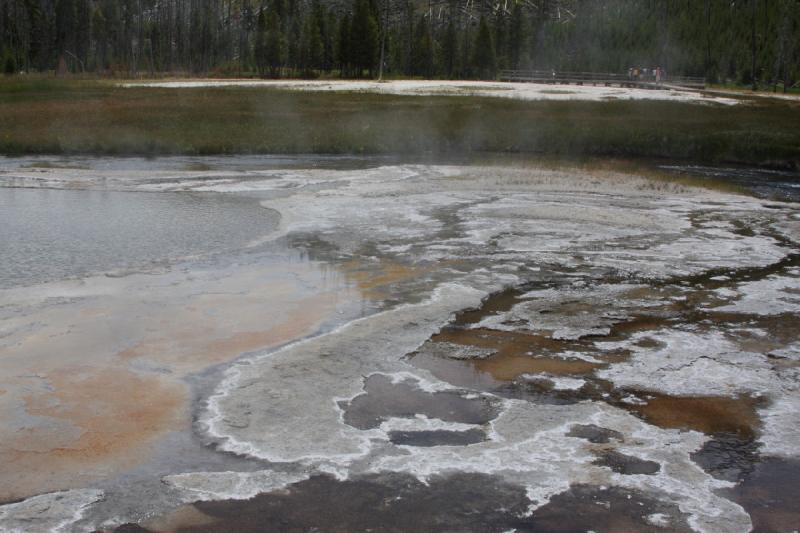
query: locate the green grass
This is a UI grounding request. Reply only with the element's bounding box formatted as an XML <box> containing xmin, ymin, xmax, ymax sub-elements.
<box><xmin>1</xmin><ymin>78</ymin><xmax>799</xmax><ymax>168</ymax></box>
<box><xmin>707</xmin><ymin>82</ymin><xmax>800</xmax><ymax>96</ymax></box>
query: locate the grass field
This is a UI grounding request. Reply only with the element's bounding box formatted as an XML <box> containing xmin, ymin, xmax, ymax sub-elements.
<box><xmin>708</xmin><ymin>82</ymin><xmax>800</xmax><ymax>96</ymax></box>
<box><xmin>2</xmin><ymin>78</ymin><xmax>799</xmax><ymax>168</ymax></box>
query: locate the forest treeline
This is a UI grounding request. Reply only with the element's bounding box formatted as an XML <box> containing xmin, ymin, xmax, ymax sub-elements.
<box><xmin>1</xmin><ymin>0</ymin><xmax>799</xmax><ymax>88</ymax></box>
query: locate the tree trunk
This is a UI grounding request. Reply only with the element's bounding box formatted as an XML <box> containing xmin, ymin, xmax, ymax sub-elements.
<box><xmin>751</xmin><ymin>0</ymin><xmax>757</xmax><ymax>91</ymax></box>
<box><xmin>704</xmin><ymin>0</ymin><xmax>711</xmax><ymax>81</ymax></box>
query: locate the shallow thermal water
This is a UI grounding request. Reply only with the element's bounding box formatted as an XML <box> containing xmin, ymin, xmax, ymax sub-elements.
<box><xmin>0</xmin><ymin>157</ymin><xmax>798</xmax><ymax>533</ymax></box>
<box><xmin>660</xmin><ymin>164</ymin><xmax>800</xmax><ymax>203</ymax></box>
<box><xmin>0</xmin><ymin>188</ymin><xmax>278</xmax><ymax>288</ymax></box>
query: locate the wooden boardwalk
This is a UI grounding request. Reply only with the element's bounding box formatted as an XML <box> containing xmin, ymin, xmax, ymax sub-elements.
<box><xmin>499</xmin><ymin>70</ymin><xmax>705</xmax><ymax>90</ymax></box>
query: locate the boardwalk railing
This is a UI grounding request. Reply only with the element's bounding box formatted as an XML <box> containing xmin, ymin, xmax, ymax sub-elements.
<box><xmin>664</xmin><ymin>75</ymin><xmax>706</xmax><ymax>90</ymax></box>
<box><xmin>499</xmin><ymin>69</ymin><xmax>706</xmax><ymax>90</ymax></box>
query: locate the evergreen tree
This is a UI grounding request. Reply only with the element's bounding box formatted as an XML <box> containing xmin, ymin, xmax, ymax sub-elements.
<box><xmin>92</xmin><ymin>7</ymin><xmax>107</xmax><ymax>70</ymax></box>
<box><xmin>265</xmin><ymin>8</ymin><xmax>286</xmax><ymax>77</ymax></box>
<box><xmin>441</xmin><ymin>9</ymin><xmax>457</xmax><ymax>78</ymax></box>
<box><xmin>239</xmin><ymin>0</ymin><xmax>256</xmax><ymax>73</ymax></box>
<box><xmin>336</xmin><ymin>13</ymin><xmax>351</xmax><ymax>76</ymax></box>
<box><xmin>349</xmin><ymin>0</ymin><xmax>378</xmax><ymax>77</ymax></box>
<box><xmin>74</xmin><ymin>0</ymin><xmax>91</xmax><ymax>68</ymax></box>
<box><xmin>4</xmin><ymin>51</ymin><xmax>15</xmax><ymax>75</ymax></box>
<box><xmin>300</xmin><ymin>10</ymin><xmax>322</xmax><ymax>74</ymax></box>
<box><xmin>255</xmin><ymin>9</ymin><xmax>267</xmax><ymax>75</ymax></box>
<box><xmin>493</xmin><ymin>7</ymin><xmax>508</xmax><ymax>70</ymax></box>
<box><xmin>55</xmin><ymin>0</ymin><xmax>76</xmax><ymax>64</ymax></box>
<box><xmin>323</xmin><ymin>8</ymin><xmax>336</xmax><ymax>71</ymax></box>
<box><xmin>473</xmin><ymin>15</ymin><xmax>495</xmax><ymax>80</ymax></box>
<box><xmin>411</xmin><ymin>14</ymin><xmax>432</xmax><ymax>77</ymax></box>
<box><xmin>287</xmin><ymin>10</ymin><xmax>300</xmax><ymax>72</ymax></box>
<box><xmin>508</xmin><ymin>2</ymin><xmax>525</xmax><ymax>69</ymax></box>
<box><xmin>0</xmin><ymin>0</ymin><xmax>796</xmax><ymax>85</ymax></box>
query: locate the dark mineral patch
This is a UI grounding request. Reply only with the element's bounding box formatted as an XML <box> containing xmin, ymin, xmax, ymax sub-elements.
<box><xmin>567</xmin><ymin>424</ymin><xmax>624</xmax><ymax>444</ymax></box>
<box><xmin>453</xmin><ymin>286</ymin><xmax>528</xmax><ymax>326</ymax></box>
<box><xmin>529</xmin><ymin>484</ymin><xmax>692</xmax><ymax>532</ymax></box>
<box><xmin>593</xmin><ymin>450</ymin><xmax>661</xmax><ymax>475</ymax></box>
<box><xmin>177</xmin><ymin>473</ymin><xmax>533</xmax><ymax>533</ymax></box>
<box><xmin>690</xmin><ymin>433</ymin><xmax>760</xmax><ymax>482</ymax></box>
<box><xmin>722</xmin><ymin>457</ymin><xmax>800</xmax><ymax>533</ymax></box>
<box><xmin>155</xmin><ymin>475</ymin><xmax>696</xmax><ymax>533</ymax></box>
<box><xmin>341</xmin><ymin>374</ymin><xmax>499</xmax><ymax>430</ymax></box>
<box><xmin>107</xmin><ymin>525</ymin><xmax>155</xmax><ymax>533</ymax></box>
<box><xmin>388</xmin><ymin>428</ymin><xmax>486</xmax><ymax>447</ymax></box>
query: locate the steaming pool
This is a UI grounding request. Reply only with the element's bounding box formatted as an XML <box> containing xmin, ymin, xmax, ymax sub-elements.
<box><xmin>0</xmin><ymin>188</ymin><xmax>279</xmax><ymax>289</ymax></box>
<box><xmin>0</xmin><ymin>156</ymin><xmax>798</xmax><ymax>532</ymax></box>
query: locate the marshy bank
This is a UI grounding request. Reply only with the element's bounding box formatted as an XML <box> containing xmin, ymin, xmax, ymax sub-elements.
<box><xmin>1</xmin><ymin>79</ymin><xmax>800</xmax><ymax>170</ymax></box>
